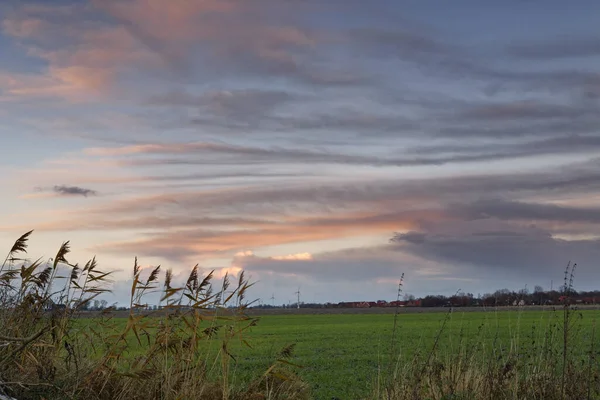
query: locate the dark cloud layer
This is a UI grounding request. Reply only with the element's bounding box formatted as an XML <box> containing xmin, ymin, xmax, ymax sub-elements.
<box><xmin>391</xmin><ymin>222</ymin><xmax>600</xmax><ymax>281</ymax></box>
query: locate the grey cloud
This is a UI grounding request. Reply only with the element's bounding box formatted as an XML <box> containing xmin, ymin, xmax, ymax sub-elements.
<box><xmin>104</xmin><ymin>243</ymin><xmax>199</xmax><ymax>264</ymax></box>
<box><xmin>237</xmin><ymin>249</ymin><xmax>403</xmax><ymax>282</ymax></box>
<box><xmin>179</xmin><ymin>80</ymin><xmax>599</xmax><ymax>146</ymax></box>
<box><xmin>349</xmin><ymin>27</ymin><xmax>451</xmax><ymax>60</ymax></box>
<box><xmin>143</xmin><ymin>170</ymin><xmax>312</xmax><ymax>183</ymax></box>
<box><xmin>390</xmin><ymin>221</ymin><xmax>600</xmax><ymax>284</ymax></box>
<box><xmin>392</xmin><ymin>231</ymin><xmax>427</xmax><ymax>244</ymax></box>
<box><xmin>478</xmin><ymin>69</ymin><xmax>600</xmax><ymax>99</ymax></box>
<box><xmin>346</xmin><ymin>25</ymin><xmax>486</xmax><ymax>83</ymax></box>
<box><xmin>41</xmin><ymin>215</ymin><xmax>273</xmax><ymax>232</ymax></box>
<box><xmin>454</xmin><ymin>199</ymin><xmax>600</xmax><ymax>224</ymax></box>
<box><xmin>411</xmin><ymin>136</ymin><xmax>600</xmax><ymax>161</ymax></box>
<box><xmin>107</xmin><ymin>131</ymin><xmax>600</xmax><ymax>170</ymax></box>
<box><xmin>71</xmin><ymin>160</ymin><xmax>600</xmax><ymax>293</ymax></box>
<box><xmin>434</xmin><ymin>117</ymin><xmax>600</xmax><ymax>138</ymax></box>
<box><xmin>350</xmin><ymin>25</ymin><xmax>600</xmax><ymax>99</ymax></box>
<box><xmin>121</xmin><ymin>142</ymin><xmax>516</xmax><ymax>168</ymax></box>
<box><xmin>459</xmin><ymin>101</ymin><xmax>594</xmax><ymax>121</ymax></box>
<box><xmin>93</xmin><ymin>161</ymin><xmax>600</xmax><ymax>220</ymax></box>
<box><xmin>190</xmin><ymin>109</ymin><xmax>418</xmax><ymax>135</ymax></box>
<box><xmin>45</xmin><ymin>185</ymin><xmax>98</xmax><ymax>197</ymax></box>
<box><xmin>214</xmin><ymin>245</ymin><xmax>477</xmax><ymax>303</ymax></box>
<box><xmin>509</xmin><ymin>37</ymin><xmax>600</xmax><ymax>60</ymax></box>
<box><xmin>148</xmin><ymin>89</ymin><xmax>296</xmax><ymax>120</ymax></box>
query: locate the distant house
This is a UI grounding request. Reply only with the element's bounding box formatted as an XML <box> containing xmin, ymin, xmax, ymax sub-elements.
<box><xmin>336</xmin><ymin>299</ymin><xmax>421</xmax><ymax>308</ymax></box>
<box><xmin>337</xmin><ymin>301</ymin><xmax>370</xmax><ymax>308</ymax></box>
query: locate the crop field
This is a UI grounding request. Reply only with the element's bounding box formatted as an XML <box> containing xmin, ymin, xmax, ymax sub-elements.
<box><xmin>79</xmin><ymin>307</ymin><xmax>600</xmax><ymax>399</ymax></box>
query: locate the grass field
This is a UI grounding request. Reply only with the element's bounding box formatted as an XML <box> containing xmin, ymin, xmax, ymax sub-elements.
<box><xmin>3</xmin><ymin>234</ymin><xmax>598</xmax><ymax>399</ymax></box>
<box><xmin>79</xmin><ymin>307</ymin><xmax>600</xmax><ymax>399</ymax></box>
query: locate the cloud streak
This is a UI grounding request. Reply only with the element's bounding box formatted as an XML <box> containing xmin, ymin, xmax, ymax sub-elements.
<box><xmin>31</xmin><ymin>185</ymin><xmax>98</xmax><ymax>198</ymax></box>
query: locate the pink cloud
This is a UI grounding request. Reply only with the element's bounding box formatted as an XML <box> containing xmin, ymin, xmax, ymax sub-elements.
<box><xmin>2</xmin><ymin>0</ymin><xmax>329</xmax><ymax>101</ymax></box>
<box><xmin>2</xmin><ymin>5</ymin><xmax>153</xmax><ymax>98</ymax></box>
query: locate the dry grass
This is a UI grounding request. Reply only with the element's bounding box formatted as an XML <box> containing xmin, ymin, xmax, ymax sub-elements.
<box><xmin>0</xmin><ymin>231</ymin><xmax>308</xmax><ymax>400</ymax></box>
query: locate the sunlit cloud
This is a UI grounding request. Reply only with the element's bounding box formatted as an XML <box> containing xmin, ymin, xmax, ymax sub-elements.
<box><xmin>272</xmin><ymin>252</ymin><xmax>313</xmax><ymax>261</ymax></box>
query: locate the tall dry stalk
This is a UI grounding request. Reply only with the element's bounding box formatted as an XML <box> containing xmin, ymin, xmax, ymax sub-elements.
<box><xmin>0</xmin><ymin>232</ymin><xmax>306</xmax><ymax>400</ymax></box>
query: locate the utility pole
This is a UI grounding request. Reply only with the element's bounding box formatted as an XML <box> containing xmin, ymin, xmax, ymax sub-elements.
<box><xmin>270</xmin><ymin>293</ymin><xmax>275</xmax><ymax>307</ymax></box>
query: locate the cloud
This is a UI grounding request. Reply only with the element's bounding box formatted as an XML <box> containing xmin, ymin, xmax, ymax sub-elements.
<box><xmin>102</xmin><ymin>245</ymin><xmax>421</xmax><ymax>304</ymax></box>
<box><xmin>91</xmin><ymin>140</ymin><xmax>497</xmax><ymax>168</ymax></box>
<box><xmin>51</xmin><ymin>185</ymin><xmax>98</xmax><ymax>197</ymax></box>
<box><xmin>271</xmin><ymin>252</ymin><xmax>313</xmax><ymax>261</ymax></box>
<box><xmin>232</xmin><ymin>247</ymin><xmax>404</xmax><ymax>282</ymax></box>
<box><xmin>1</xmin><ymin>0</ymin><xmax>366</xmax><ymax>106</ymax></box>
<box><xmin>392</xmin><ymin>231</ymin><xmax>426</xmax><ymax>244</ymax></box>
<box><xmin>199</xmin><ymin>244</ymin><xmax>478</xmax><ymax>303</ymax></box>
<box><xmin>4</xmin><ymin>0</ymin><xmax>599</xmax><ymax>158</ymax></box>
<box><xmin>91</xmin><ymin>135</ymin><xmax>600</xmax><ymax>169</ymax></box>
<box><xmin>16</xmin><ymin>156</ymin><xmax>600</xmax><ymax>235</ymax></box>
<box><xmin>508</xmin><ymin>36</ymin><xmax>600</xmax><ymax>60</ymax></box>
<box><xmin>90</xmin><ymin>162</ymin><xmax>600</xmax><ymax>216</ymax></box>
<box><xmin>390</xmin><ymin>219</ymin><xmax>600</xmax><ymax>284</ymax></box>
<box><xmin>1</xmin><ymin>4</ymin><xmax>152</xmax><ymax>100</ymax></box>
<box><xmin>147</xmin><ymin>89</ymin><xmax>295</xmax><ymax>120</ymax></box>
<box><xmin>458</xmin><ymin>101</ymin><xmax>594</xmax><ymax>121</ymax></box>
<box><xmin>88</xmin><ymin>211</ymin><xmax>422</xmax><ymax>263</ymax></box>
<box><xmin>453</xmin><ymin>199</ymin><xmax>600</xmax><ymax>224</ymax></box>
<box><xmin>91</xmin><ymin>0</ymin><xmax>357</xmax><ymax>87</ymax></box>
<box><xmin>32</xmin><ymin>157</ymin><xmax>600</xmax><ymax>267</ymax></box>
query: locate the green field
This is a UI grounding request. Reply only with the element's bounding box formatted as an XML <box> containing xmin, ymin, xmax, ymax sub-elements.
<box><xmin>4</xmin><ymin>236</ymin><xmax>597</xmax><ymax>399</ymax></box>
<box><xmin>84</xmin><ymin>308</ymin><xmax>600</xmax><ymax>399</ymax></box>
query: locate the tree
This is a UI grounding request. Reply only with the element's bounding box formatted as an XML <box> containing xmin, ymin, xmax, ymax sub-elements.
<box><xmin>421</xmin><ymin>295</ymin><xmax>448</xmax><ymax>307</ymax></box>
<box><xmin>100</xmin><ymin>299</ymin><xmax>108</xmax><ymax>310</ymax></box>
<box><xmin>534</xmin><ymin>285</ymin><xmax>544</xmax><ymax>293</ymax></box>
<box><xmin>493</xmin><ymin>289</ymin><xmax>513</xmax><ymax>305</ymax></box>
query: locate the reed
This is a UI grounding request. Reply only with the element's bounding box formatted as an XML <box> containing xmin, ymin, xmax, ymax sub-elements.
<box><xmin>0</xmin><ymin>231</ymin><xmax>306</xmax><ymax>400</ymax></box>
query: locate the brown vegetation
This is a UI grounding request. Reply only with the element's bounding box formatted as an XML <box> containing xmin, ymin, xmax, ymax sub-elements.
<box><xmin>0</xmin><ymin>231</ymin><xmax>307</xmax><ymax>400</ymax></box>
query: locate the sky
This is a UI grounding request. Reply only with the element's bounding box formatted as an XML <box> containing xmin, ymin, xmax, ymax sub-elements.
<box><xmin>1</xmin><ymin>0</ymin><xmax>600</xmax><ymax>306</ymax></box>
